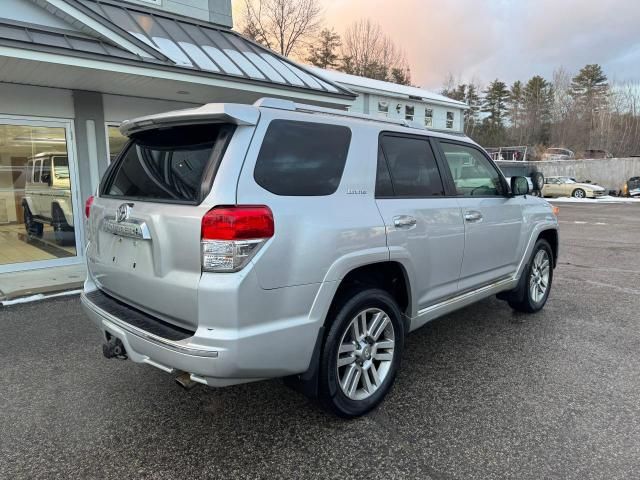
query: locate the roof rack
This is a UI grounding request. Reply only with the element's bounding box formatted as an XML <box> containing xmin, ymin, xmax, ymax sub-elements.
<box><xmin>254</xmin><ymin>98</ymin><xmax>426</xmax><ymax>131</ymax></box>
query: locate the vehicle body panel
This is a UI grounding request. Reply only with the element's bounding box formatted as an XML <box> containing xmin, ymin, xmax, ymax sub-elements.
<box><xmin>82</xmin><ymin>100</ymin><xmax>560</xmax><ymax>387</ymax></box>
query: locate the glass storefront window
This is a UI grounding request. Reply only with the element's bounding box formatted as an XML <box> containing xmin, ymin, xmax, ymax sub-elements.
<box><xmin>107</xmin><ymin>125</ymin><xmax>128</xmax><ymax>162</ymax></box>
<box><xmin>0</xmin><ymin>123</ymin><xmax>77</xmax><ymax>267</ymax></box>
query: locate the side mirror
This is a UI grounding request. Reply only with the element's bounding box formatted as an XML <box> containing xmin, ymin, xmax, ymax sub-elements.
<box><xmin>511</xmin><ymin>176</ymin><xmax>530</xmax><ymax>196</ymax></box>
<box><xmin>41</xmin><ymin>173</ymin><xmax>52</xmax><ymax>185</ymax></box>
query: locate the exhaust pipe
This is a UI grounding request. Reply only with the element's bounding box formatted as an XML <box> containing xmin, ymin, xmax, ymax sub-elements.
<box><xmin>102</xmin><ymin>337</ymin><xmax>127</xmax><ymax>360</ymax></box>
<box><xmin>175</xmin><ymin>372</ymin><xmax>200</xmax><ymax>391</ymax></box>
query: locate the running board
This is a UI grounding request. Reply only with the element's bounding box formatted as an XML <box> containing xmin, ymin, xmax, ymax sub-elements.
<box><xmin>410</xmin><ymin>277</ymin><xmax>517</xmax><ymax>331</ymax></box>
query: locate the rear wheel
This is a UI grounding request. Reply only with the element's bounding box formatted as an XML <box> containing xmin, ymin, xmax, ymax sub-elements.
<box><xmin>572</xmin><ymin>188</ymin><xmax>586</xmax><ymax>199</ymax></box>
<box><xmin>508</xmin><ymin>239</ymin><xmax>553</xmax><ymax>313</ymax></box>
<box><xmin>319</xmin><ymin>288</ymin><xmax>404</xmax><ymax>418</ymax></box>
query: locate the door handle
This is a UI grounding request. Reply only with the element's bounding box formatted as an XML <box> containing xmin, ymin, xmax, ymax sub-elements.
<box><xmin>393</xmin><ymin>215</ymin><xmax>417</xmax><ymax>229</ymax></box>
<box><xmin>464</xmin><ymin>211</ymin><xmax>483</xmax><ymax>223</ymax></box>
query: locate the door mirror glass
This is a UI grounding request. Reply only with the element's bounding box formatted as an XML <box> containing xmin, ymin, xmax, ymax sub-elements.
<box><xmin>41</xmin><ymin>172</ymin><xmax>51</xmax><ymax>185</ymax></box>
<box><xmin>511</xmin><ymin>176</ymin><xmax>530</xmax><ymax>196</ymax></box>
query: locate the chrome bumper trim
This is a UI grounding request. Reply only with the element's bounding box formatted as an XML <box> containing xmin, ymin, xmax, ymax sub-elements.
<box><xmin>81</xmin><ymin>292</ymin><xmax>219</xmax><ymax>358</ymax></box>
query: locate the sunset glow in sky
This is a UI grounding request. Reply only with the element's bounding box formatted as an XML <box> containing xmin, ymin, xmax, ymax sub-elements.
<box><xmin>233</xmin><ymin>0</ymin><xmax>640</xmax><ymax>90</ymax></box>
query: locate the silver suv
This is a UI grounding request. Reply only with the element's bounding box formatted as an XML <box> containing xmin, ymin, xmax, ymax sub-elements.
<box><xmin>81</xmin><ymin>98</ymin><xmax>559</xmax><ymax>417</ymax></box>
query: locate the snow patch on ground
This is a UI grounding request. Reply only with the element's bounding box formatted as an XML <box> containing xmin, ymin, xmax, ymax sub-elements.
<box><xmin>1</xmin><ymin>289</ymin><xmax>82</xmax><ymax>307</ymax></box>
<box><xmin>549</xmin><ymin>196</ymin><xmax>640</xmax><ymax>203</ymax></box>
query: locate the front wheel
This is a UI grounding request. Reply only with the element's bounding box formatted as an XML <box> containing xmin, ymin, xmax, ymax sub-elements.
<box><xmin>319</xmin><ymin>288</ymin><xmax>405</xmax><ymax>418</ymax></box>
<box><xmin>572</xmin><ymin>188</ymin><xmax>586</xmax><ymax>199</ymax></box>
<box><xmin>508</xmin><ymin>239</ymin><xmax>553</xmax><ymax>313</ymax></box>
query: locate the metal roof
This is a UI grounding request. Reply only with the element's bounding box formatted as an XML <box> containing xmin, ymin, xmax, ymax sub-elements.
<box><xmin>0</xmin><ymin>19</ymin><xmax>141</xmax><ymax>60</ymax></box>
<box><xmin>69</xmin><ymin>0</ymin><xmax>352</xmax><ymax>97</ymax></box>
<box><xmin>311</xmin><ymin>67</ymin><xmax>468</xmax><ymax>108</ymax></box>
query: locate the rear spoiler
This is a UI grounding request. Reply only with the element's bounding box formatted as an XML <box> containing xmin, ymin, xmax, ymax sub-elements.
<box><xmin>120</xmin><ymin>103</ymin><xmax>260</xmax><ymax>136</ymax></box>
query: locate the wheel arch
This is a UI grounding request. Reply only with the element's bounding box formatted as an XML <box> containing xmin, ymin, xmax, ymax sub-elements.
<box><xmin>537</xmin><ymin>228</ymin><xmax>559</xmax><ymax>268</ymax></box>
<box><xmin>323</xmin><ymin>261</ymin><xmax>412</xmax><ymax>333</ymax></box>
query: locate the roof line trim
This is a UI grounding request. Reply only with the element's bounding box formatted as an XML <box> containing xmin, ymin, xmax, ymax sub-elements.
<box><xmin>0</xmin><ymin>43</ymin><xmax>355</xmax><ymax>104</ymax></box>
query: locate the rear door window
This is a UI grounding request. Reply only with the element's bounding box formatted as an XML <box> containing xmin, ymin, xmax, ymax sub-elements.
<box><xmin>378</xmin><ymin>134</ymin><xmax>445</xmax><ymax>197</ymax></box>
<box><xmin>253</xmin><ymin>120</ymin><xmax>351</xmax><ymax>196</ymax></box>
<box><xmin>102</xmin><ymin>124</ymin><xmax>234</xmax><ymax>204</ymax></box>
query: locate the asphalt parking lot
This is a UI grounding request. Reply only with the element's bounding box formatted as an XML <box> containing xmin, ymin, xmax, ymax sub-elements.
<box><xmin>1</xmin><ymin>202</ymin><xmax>639</xmax><ymax>480</ymax></box>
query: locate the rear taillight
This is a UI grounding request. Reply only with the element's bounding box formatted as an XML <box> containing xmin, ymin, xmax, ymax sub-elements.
<box><xmin>201</xmin><ymin>205</ymin><xmax>274</xmax><ymax>272</ymax></box>
<box><xmin>85</xmin><ymin>195</ymin><xmax>94</xmax><ymax>218</ymax></box>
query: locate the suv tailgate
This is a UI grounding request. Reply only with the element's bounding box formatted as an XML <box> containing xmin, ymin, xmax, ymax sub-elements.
<box><xmin>86</xmin><ymin>122</ymin><xmax>235</xmax><ymax>331</ymax></box>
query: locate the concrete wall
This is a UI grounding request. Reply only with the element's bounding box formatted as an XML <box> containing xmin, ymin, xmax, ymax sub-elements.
<box><xmin>496</xmin><ymin>158</ymin><xmax>640</xmax><ymax>189</ymax></box>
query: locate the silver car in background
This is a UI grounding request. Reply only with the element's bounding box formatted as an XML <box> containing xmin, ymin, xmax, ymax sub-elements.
<box><xmin>81</xmin><ymin>98</ymin><xmax>559</xmax><ymax>417</ymax></box>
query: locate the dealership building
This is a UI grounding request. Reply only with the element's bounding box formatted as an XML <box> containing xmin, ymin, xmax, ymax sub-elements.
<box><xmin>0</xmin><ymin>0</ymin><xmax>466</xmax><ymax>292</ymax></box>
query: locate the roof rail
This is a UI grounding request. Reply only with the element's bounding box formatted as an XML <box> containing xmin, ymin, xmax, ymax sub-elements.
<box><xmin>253</xmin><ymin>97</ymin><xmax>426</xmax><ymax>131</ymax></box>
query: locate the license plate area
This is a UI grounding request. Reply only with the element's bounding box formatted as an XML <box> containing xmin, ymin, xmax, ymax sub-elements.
<box><xmin>102</xmin><ymin>233</ymin><xmax>153</xmax><ymax>272</ymax></box>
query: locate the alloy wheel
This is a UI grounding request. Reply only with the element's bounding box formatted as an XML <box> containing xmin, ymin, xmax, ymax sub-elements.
<box><xmin>529</xmin><ymin>249</ymin><xmax>550</xmax><ymax>304</ymax></box>
<box><xmin>336</xmin><ymin>308</ymin><xmax>395</xmax><ymax>401</ymax></box>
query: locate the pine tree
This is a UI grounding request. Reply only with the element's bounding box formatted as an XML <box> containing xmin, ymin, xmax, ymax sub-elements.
<box><xmin>481</xmin><ymin>80</ymin><xmax>509</xmax><ymax>145</ymax></box>
<box><xmin>508</xmin><ymin>81</ymin><xmax>525</xmax><ymax>142</ymax></box>
<box><xmin>390</xmin><ymin>67</ymin><xmax>411</xmax><ymax>86</ymax></box>
<box><xmin>464</xmin><ymin>84</ymin><xmax>481</xmax><ymax>135</ymax></box>
<box><xmin>570</xmin><ymin>64</ymin><xmax>609</xmax><ymax>113</ymax></box>
<box><xmin>306</xmin><ymin>28</ymin><xmax>341</xmax><ymax>69</ymax></box>
<box><xmin>482</xmin><ymin>80</ymin><xmax>509</xmax><ymax>127</ymax></box>
<box><xmin>569</xmin><ymin>64</ymin><xmax>609</xmax><ymax>148</ymax></box>
<box><xmin>523</xmin><ymin>75</ymin><xmax>554</xmax><ymax>144</ymax></box>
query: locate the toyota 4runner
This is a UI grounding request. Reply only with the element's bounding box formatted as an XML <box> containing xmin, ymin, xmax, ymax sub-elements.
<box><xmin>81</xmin><ymin>98</ymin><xmax>559</xmax><ymax>417</ymax></box>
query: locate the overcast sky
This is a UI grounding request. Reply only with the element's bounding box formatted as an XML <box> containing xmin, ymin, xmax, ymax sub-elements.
<box><xmin>234</xmin><ymin>0</ymin><xmax>640</xmax><ymax>90</ymax></box>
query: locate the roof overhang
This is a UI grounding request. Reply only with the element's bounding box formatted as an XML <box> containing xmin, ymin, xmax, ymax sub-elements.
<box><xmin>0</xmin><ymin>45</ymin><xmax>354</xmax><ymax>108</ymax></box>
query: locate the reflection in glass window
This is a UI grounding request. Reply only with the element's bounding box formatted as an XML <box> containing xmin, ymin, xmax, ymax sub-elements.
<box><xmin>440</xmin><ymin>142</ymin><xmax>504</xmax><ymax>197</ymax></box>
<box><xmin>107</xmin><ymin>126</ymin><xmax>128</xmax><ymax>163</ymax></box>
<box><xmin>260</xmin><ymin>54</ymin><xmax>305</xmax><ymax>86</ymax></box>
<box><xmin>178</xmin><ymin>42</ymin><xmax>219</xmax><ymax>71</ymax></box>
<box><xmin>254</xmin><ymin>121</ymin><xmax>351</xmax><ymax>196</ymax></box>
<box><xmin>0</xmin><ymin>123</ymin><xmax>77</xmax><ymax>265</ymax></box>
<box><xmin>425</xmin><ymin>108</ymin><xmax>433</xmax><ymax>127</ymax></box>
<box><xmin>378</xmin><ymin>101</ymin><xmax>389</xmax><ymax>117</ymax></box>
<box><xmin>446</xmin><ymin>111</ymin><xmax>455</xmax><ymax>129</ymax></box>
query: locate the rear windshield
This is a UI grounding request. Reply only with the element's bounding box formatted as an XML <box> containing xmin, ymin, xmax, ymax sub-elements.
<box><xmin>102</xmin><ymin>123</ymin><xmax>234</xmax><ymax>203</ymax></box>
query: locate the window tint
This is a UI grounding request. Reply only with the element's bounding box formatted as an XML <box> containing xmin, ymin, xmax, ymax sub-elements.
<box><xmin>440</xmin><ymin>142</ymin><xmax>505</xmax><ymax>197</ymax></box>
<box><xmin>254</xmin><ymin>120</ymin><xmax>351</xmax><ymax>196</ymax></box>
<box><xmin>379</xmin><ymin>135</ymin><xmax>445</xmax><ymax>197</ymax></box>
<box><xmin>103</xmin><ymin>124</ymin><xmax>234</xmax><ymax>203</ymax></box>
<box><xmin>375</xmin><ymin>146</ymin><xmax>394</xmax><ymax>197</ymax></box>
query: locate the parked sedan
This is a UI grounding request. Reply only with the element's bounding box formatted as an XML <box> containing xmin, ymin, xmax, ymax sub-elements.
<box><xmin>543</xmin><ymin>176</ymin><xmax>606</xmax><ymax>199</ymax></box>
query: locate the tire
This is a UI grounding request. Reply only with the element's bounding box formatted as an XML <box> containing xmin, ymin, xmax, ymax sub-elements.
<box><xmin>319</xmin><ymin>288</ymin><xmax>405</xmax><ymax>418</ymax></box>
<box><xmin>508</xmin><ymin>239</ymin><xmax>553</xmax><ymax>313</ymax></box>
<box><xmin>52</xmin><ymin>205</ymin><xmax>73</xmax><ymax>246</ymax></box>
<box><xmin>23</xmin><ymin>204</ymin><xmax>43</xmax><ymax>239</ymax></box>
<box><xmin>572</xmin><ymin>188</ymin><xmax>586</xmax><ymax>199</ymax></box>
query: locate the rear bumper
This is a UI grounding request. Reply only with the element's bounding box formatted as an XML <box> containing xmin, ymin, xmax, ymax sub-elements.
<box><xmin>81</xmin><ymin>291</ymin><xmax>259</xmax><ymax>387</ymax></box>
<box><xmin>81</xmin><ymin>268</ymin><xmax>324</xmax><ymax>387</ymax></box>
